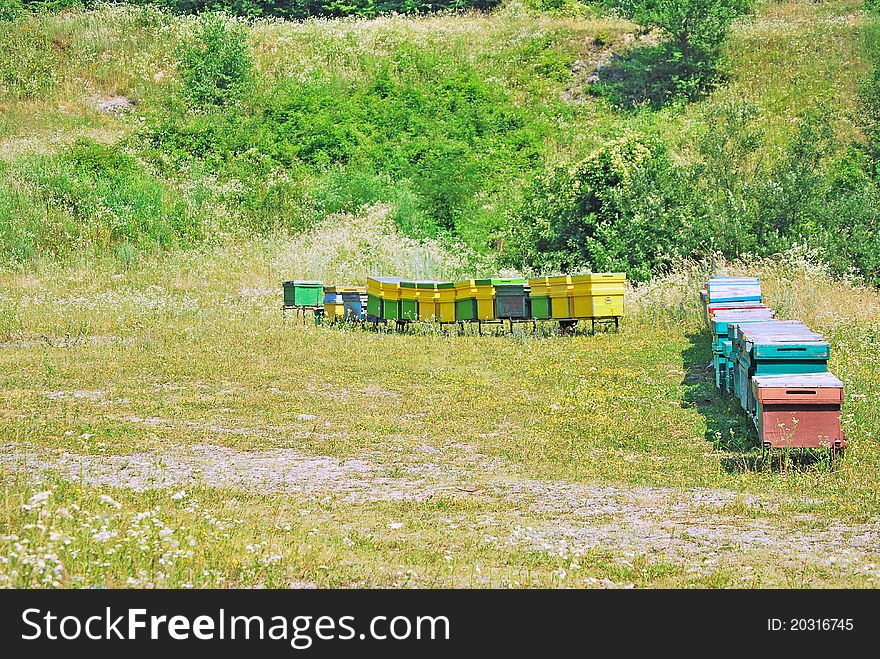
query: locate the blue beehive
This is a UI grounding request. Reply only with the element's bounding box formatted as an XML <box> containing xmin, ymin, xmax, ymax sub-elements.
<box><xmin>733</xmin><ymin>321</ymin><xmax>828</xmax><ymax>416</ymax></box>
<box><xmin>706</xmin><ymin>277</ymin><xmax>762</xmax><ymax>304</ymax></box>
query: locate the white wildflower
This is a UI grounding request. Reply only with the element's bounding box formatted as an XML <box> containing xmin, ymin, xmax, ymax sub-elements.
<box><xmin>99</xmin><ymin>495</ymin><xmax>121</xmax><ymax>509</ymax></box>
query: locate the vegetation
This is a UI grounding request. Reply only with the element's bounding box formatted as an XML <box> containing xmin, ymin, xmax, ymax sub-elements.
<box><xmin>2</xmin><ymin>242</ymin><xmax>880</xmax><ymax>587</ymax></box>
<box><xmin>2</xmin><ymin>0</ymin><xmax>880</xmax><ymax>589</ymax></box>
<box><xmin>2</xmin><ymin>2</ymin><xmax>878</xmax><ymax>284</ymax></box>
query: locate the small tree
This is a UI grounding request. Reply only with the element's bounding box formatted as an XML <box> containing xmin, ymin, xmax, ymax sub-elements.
<box><xmin>176</xmin><ymin>12</ymin><xmax>253</xmax><ymax>111</ymax></box>
<box><xmin>615</xmin><ymin>0</ymin><xmax>750</xmax><ymax>66</ymax></box>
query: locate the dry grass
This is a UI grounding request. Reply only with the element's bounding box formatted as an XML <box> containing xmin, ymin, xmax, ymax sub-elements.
<box><xmin>2</xmin><ymin>237</ymin><xmax>880</xmax><ymax>588</ymax></box>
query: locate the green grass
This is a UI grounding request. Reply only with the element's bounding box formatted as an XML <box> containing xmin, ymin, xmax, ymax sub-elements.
<box><xmin>2</xmin><ymin>244</ymin><xmax>879</xmax><ymax>588</ymax></box>
<box><xmin>2</xmin><ymin>1</ymin><xmax>880</xmax><ymax>589</ymax></box>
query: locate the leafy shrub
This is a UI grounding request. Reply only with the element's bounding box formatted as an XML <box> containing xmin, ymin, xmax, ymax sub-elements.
<box><xmin>145</xmin><ymin>50</ymin><xmax>543</xmax><ymax>243</ymax></box>
<box><xmin>0</xmin><ymin>140</ymin><xmax>202</xmax><ymax>263</ymax></box>
<box><xmin>596</xmin><ymin>0</ymin><xmax>751</xmax><ymax>107</ymax></box>
<box><xmin>504</xmin><ymin>132</ymin><xmax>690</xmax><ymax>281</ymax></box>
<box><xmin>176</xmin><ymin>12</ymin><xmax>252</xmax><ymax>111</ymax></box>
<box><xmin>614</xmin><ymin>0</ymin><xmax>751</xmax><ymax>64</ymax></box>
<box><xmin>860</xmin><ymin>37</ymin><xmax>880</xmax><ymax>174</ymax></box>
<box><xmin>0</xmin><ymin>0</ymin><xmax>23</xmax><ymax>21</ymax></box>
<box><xmin>141</xmin><ymin>0</ymin><xmax>500</xmax><ymax>20</ymax></box>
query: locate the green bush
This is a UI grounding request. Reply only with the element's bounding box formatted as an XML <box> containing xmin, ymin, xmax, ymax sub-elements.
<box><xmin>0</xmin><ymin>0</ymin><xmax>23</xmax><ymax>21</ymax></box>
<box><xmin>176</xmin><ymin>12</ymin><xmax>252</xmax><ymax>111</ymax></box>
<box><xmin>860</xmin><ymin>41</ymin><xmax>880</xmax><ymax>174</ymax></box>
<box><xmin>504</xmin><ymin>132</ymin><xmax>690</xmax><ymax>281</ymax></box>
<box><xmin>596</xmin><ymin>0</ymin><xmax>751</xmax><ymax>106</ymax></box>
<box><xmin>144</xmin><ymin>51</ymin><xmax>544</xmax><ymax>243</ymax></box>
<box><xmin>0</xmin><ymin>140</ymin><xmax>202</xmax><ymax>263</ymax></box>
<box><xmin>139</xmin><ymin>0</ymin><xmax>500</xmax><ymax>20</ymax></box>
<box><xmin>614</xmin><ymin>0</ymin><xmax>751</xmax><ymax>64</ymax></box>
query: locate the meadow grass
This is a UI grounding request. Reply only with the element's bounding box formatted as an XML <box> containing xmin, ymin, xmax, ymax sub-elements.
<box><xmin>2</xmin><ymin>235</ymin><xmax>879</xmax><ymax>588</ymax></box>
<box><xmin>2</xmin><ymin>1</ymin><xmax>879</xmax><ymax>589</ymax></box>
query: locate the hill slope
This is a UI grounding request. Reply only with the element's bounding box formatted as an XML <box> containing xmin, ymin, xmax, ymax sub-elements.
<box><xmin>1</xmin><ymin>1</ymin><xmax>878</xmax><ymax>278</ymax></box>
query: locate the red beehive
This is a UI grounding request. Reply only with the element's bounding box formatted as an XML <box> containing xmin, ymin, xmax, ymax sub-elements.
<box><xmin>751</xmin><ymin>373</ymin><xmax>845</xmax><ymax>450</ymax></box>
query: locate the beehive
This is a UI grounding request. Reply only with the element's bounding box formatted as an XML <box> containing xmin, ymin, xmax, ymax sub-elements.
<box><xmin>733</xmin><ymin>321</ymin><xmax>828</xmax><ymax>415</ymax></box>
<box><xmin>416</xmin><ymin>282</ymin><xmax>440</xmax><ymax>322</ymax></box>
<box><xmin>341</xmin><ymin>288</ymin><xmax>368</xmax><ymax>322</ymax></box>
<box><xmin>366</xmin><ymin>277</ymin><xmax>403</xmax><ymax>321</ymax></box>
<box><xmin>323</xmin><ymin>287</ymin><xmax>345</xmax><ymax>321</ymax></box>
<box><xmin>455</xmin><ymin>279</ymin><xmax>496</xmax><ymax>321</ymax></box>
<box><xmin>398</xmin><ymin>281</ymin><xmax>420</xmax><ymax>321</ymax></box>
<box><xmin>494</xmin><ymin>281</ymin><xmax>530</xmax><ymax>319</ymax></box>
<box><xmin>751</xmin><ymin>373</ymin><xmax>845</xmax><ymax>450</ymax></box>
<box><xmin>706</xmin><ymin>276</ymin><xmax>762</xmax><ymax>303</ymax></box>
<box><xmin>574</xmin><ymin>273</ymin><xmax>626</xmax><ymax>318</ymax></box>
<box><xmin>282</xmin><ymin>280</ymin><xmax>323</xmax><ymax>307</ymax></box>
<box><xmin>435</xmin><ymin>282</ymin><xmax>456</xmax><ymax>322</ymax></box>
<box><xmin>527</xmin><ymin>277</ymin><xmax>553</xmax><ymax>320</ymax></box>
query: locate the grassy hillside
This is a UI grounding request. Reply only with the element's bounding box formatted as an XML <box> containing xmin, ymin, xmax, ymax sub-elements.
<box><xmin>1</xmin><ymin>2</ymin><xmax>878</xmax><ymax>274</ymax></box>
<box><xmin>2</xmin><ymin>2</ymin><xmax>880</xmax><ymax>588</ymax></box>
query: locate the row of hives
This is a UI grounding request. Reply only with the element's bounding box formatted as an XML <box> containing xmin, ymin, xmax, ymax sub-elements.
<box><xmin>283</xmin><ymin>274</ymin><xmax>626</xmax><ymax>329</ymax></box>
<box><xmin>703</xmin><ymin>277</ymin><xmax>845</xmax><ymax>454</ymax></box>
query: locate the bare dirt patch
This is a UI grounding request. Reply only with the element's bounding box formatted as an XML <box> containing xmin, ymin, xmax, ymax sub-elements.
<box><xmin>2</xmin><ymin>443</ymin><xmax>878</xmax><ymax>578</ymax></box>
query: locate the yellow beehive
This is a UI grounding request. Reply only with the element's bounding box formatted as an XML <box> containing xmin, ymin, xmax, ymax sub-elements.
<box><xmin>436</xmin><ymin>283</ymin><xmax>457</xmax><ymax>322</ymax></box>
<box><xmin>547</xmin><ymin>275</ymin><xmax>574</xmax><ymax>319</ymax></box>
<box><xmin>570</xmin><ymin>273</ymin><xmax>626</xmax><ymax>318</ymax></box>
<box><xmin>416</xmin><ymin>283</ymin><xmax>440</xmax><ymax>322</ymax></box>
<box><xmin>324</xmin><ymin>302</ymin><xmax>345</xmax><ymax>320</ymax></box>
<box><xmin>455</xmin><ymin>279</ymin><xmax>496</xmax><ymax>321</ymax></box>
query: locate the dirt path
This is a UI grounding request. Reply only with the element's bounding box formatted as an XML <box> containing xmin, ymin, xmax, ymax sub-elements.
<box><xmin>3</xmin><ymin>443</ymin><xmax>879</xmax><ymax>579</ymax></box>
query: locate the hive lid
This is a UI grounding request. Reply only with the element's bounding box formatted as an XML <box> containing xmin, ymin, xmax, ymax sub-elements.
<box><xmin>738</xmin><ymin>320</ymin><xmax>814</xmax><ymax>334</ymax></box>
<box><xmin>283</xmin><ymin>280</ymin><xmax>322</xmax><ymax>285</ymax></box>
<box><xmin>455</xmin><ymin>279</ymin><xmax>494</xmax><ymax>287</ymax></box>
<box><xmin>752</xmin><ymin>373</ymin><xmax>843</xmax><ymax>388</ymax></box>
<box><xmin>712</xmin><ymin>309</ymin><xmax>775</xmax><ymax>319</ymax></box>
<box><xmin>707</xmin><ymin>276</ymin><xmax>759</xmax><ymax>283</ymax></box>
<box><xmin>367</xmin><ymin>276</ymin><xmax>403</xmax><ymax>284</ymax></box>
<box><xmin>707</xmin><ymin>301</ymin><xmax>769</xmax><ymax>310</ymax></box>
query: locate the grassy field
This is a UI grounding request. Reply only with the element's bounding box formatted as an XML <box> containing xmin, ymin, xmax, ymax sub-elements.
<box><xmin>2</xmin><ymin>1</ymin><xmax>879</xmax><ymax>589</ymax></box>
<box><xmin>2</xmin><ymin>228</ymin><xmax>879</xmax><ymax>588</ymax></box>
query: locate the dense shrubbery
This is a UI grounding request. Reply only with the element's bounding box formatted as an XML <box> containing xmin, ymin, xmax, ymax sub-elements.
<box><xmin>0</xmin><ymin>0</ymin><xmax>24</xmax><ymax>21</ymax></box>
<box><xmin>176</xmin><ymin>12</ymin><xmax>252</xmax><ymax>110</ymax></box>
<box><xmin>2</xmin><ymin>4</ymin><xmax>880</xmax><ymax>288</ymax></box>
<box><xmin>591</xmin><ymin>0</ymin><xmax>752</xmax><ymax>108</ymax></box>
<box><xmin>504</xmin><ymin>133</ymin><xmax>690</xmax><ymax>281</ymax></box>
<box><xmin>142</xmin><ymin>15</ymin><xmax>545</xmax><ymax>246</ymax></box>
<box><xmin>0</xmin><ymin>140</ymin><xmax>202</xmax><ymax>263</ymax></box>
<box><xmin>13</xmin><ymin>0</ymin><xmax>502</xmax><ymax>19</ymax></box>
<box><xmin>148</xmin><ymin>0</ymin><xmax>500</xmax><ymax>20</ymax></box>
<box><xmin>505</xmin><ymin>103</ymin><xmax>880</xmax><ymax>283</ymax></box>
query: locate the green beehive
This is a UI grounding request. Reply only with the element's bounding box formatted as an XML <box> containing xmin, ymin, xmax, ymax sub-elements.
<box><xmin>283</xmin><ymin>280</ymin><xmax>323</xmax><ymax>307</ymax></box>
<box><xmin>399</xmin><ymin>281</ymin><xmax>420</xmax><ymax>321</ymax></box>
<box><xmin>367</xmin><ymin>294</ymin><xmax>382</xmax><ymax>319</ymax></box>
<box><xmin>527</xmin><ymin>277</ymin><xmax>552</xmax><ymax>320</ymax></box>
<box><xmin>530</xmin><ymin>296</ymin><xmax>551</xmax><ymax>319</ymax></box>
